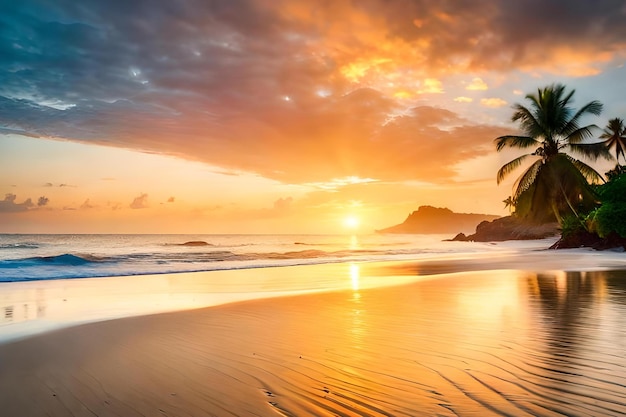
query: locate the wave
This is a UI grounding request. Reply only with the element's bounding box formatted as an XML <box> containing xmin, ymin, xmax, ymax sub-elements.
<box><xmin>0</xmin><ymin>247</ymin><xmax>410</xmax><ymax>282</ymax></box>
<box><xmin>0</xmin><ymin>248</ymin><xmax>384</xmax><ymax>268</ymax></box>
<box><xmin>0</xmin><ymin>243</ymin><xmax>40</xmax><ymax>250</ymax></box>
<box><xmin>0</xmin><ymin>253</ymin><xmax>107</xmax><ymax>268</ymax></box>
<box><xmin>0</xmin><ymin>232</ymin><xmax>513</xmax><ymax>282</ymax></box>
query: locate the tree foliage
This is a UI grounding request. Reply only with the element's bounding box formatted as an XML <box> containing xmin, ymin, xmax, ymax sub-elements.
<box><xmin>495</xmin><ymin>84</ymin><xmax>610</xmax><ymax>223</ymax></box>
<box><xmin>600</xmin><ymin>117</ymin><xmax>626</xmax><ymax>166</ymax></box>
<box><xmin>587</xmin><ymin>174</ymin><xmax>626</xmax><ymax>238</ymax></box>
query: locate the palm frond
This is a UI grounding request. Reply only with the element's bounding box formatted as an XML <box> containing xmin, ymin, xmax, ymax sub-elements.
<box><xmin>496</xmin><ymin>154</ymin><xmax>535</xmax><ymax>184</ymax></box>
<box><xmin>511</xmin><ymin>103</ymin><xmax>543</xmax><ymax>138</ymax></box>
<box><xmin>564</xmin><ymin>155</ymin><xmax>605</xmax><ymax>183</ymax></box>
<box><xmin>568</xmin><ymin>142</ymin><xmax>612</xmax><ymax>161</ymax></box>
<box><xmin>494</xmin><ymin>135</ymin><xmax>540</xmax><ymax>152</ymax></box>
<box><xmin>615</xmin><ymin>140</ymin><xmax>626</xmax><ymax>163</ymax></box>
<box><xmin>600</xmin><ymin>118</ymin><xmax>625</xmax><ymax>139</ymax></box>
<box><xmin>513</xmin><ymin>160</ymin><xmax>542</xmax><ymax>200</ymax></box>
<box><xmin>562</xmin><ymin>101</ymin><xmax>602</xmax><ymax>137</ymax></box>
<box><xmin>566</xmin><ymin>124</ymin><xmax>600</xmax><ymax>144</ymax></box>
<box><xmin>600</xmin><ymin>118</ymin><xmax>626</xmax><ymax>164</ymax></box>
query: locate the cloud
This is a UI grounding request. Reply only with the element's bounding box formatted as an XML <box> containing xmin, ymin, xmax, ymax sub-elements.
<box><xmin>42</xmin><ymin>182</ymin><xmax>76</xmax><ymax>188</ymax></box>
<box><xmin>0</xmin><ymin>0</ymin><xmax>622</xmax><ymax>187</ymax></box>
<box><xmin>466</xmin><ymin>78</ymin><xmax>488</xmax><ymax>91</ymax></box>
<box><xmin>37</xmin><ymin>196</ymin><xmax>49</xmax><ymax>206</ymax></box>
<box><xmin>273</xmin><ymin>197</ymin><xmax>293</xmax><ymax>211</ymax></box>
<box><xmin>239</xmin><ymin>196</ymin><xmax>295</xmax><ymax>220</ymax></box>
<box><xmin>167</xmin><ymin>196</ymin><xmax>175</xmax><ymax>203</ymax></box>
<box><xmin>0</xmin><ymin>194</ymin><xmax>34</xmax><ymax>213</ymax></box>
<box><xmin>129</xmin><ymin>193</ymin><xmax>148</xmax><ymax>209</ymax></box>
<box><xmin>80</xmin><ymin>199</ymin><xmax>94</xmax><ymax>209</ymax></box>
<box><xmin>454</xmin><ymin>97</ymin><xmax>473</xmax><ymax>103</ymax></box>
<box><xmin>480</xmin><ymin>98</ymin><xmax>508</xmax><ymax>108</ymax></box>
<box><xmin>417</xmin><ymin>78</ymin><xmax>444</xmax><ymax>94</ymax></box>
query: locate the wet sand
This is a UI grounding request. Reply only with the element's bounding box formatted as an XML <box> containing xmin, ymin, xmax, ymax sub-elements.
<box><xmin>2</xmin><ymin>261</ymin><xmax>626</xmax><ymax>416</ymax></box>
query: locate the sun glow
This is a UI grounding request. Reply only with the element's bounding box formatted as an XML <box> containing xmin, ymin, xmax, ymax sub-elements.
<box><xmin>343</xmin><ymin>215</ymin><xmax>360</xmax><ymax>229</ymax></box>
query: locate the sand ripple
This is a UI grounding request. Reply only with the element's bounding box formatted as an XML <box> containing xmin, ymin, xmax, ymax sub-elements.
<box><xmin>1</xmin><ymin>269</ymin><xmax>626</xmax><ymax>416</ymax></box>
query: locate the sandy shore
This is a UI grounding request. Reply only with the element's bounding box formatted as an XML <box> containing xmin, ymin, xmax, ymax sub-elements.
<box><xmin>2</xmin><ymin>256</ymin><xmax>626</xmax><ymax>416</ymax></box>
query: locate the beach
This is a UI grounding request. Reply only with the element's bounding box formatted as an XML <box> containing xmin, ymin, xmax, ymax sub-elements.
<box><xmin>2</xmin><ymin>252</ymin><xmax>626</xmax><ymax>416</ymax></box>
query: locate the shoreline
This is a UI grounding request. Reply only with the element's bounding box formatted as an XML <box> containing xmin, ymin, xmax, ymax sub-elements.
<box><xmin>1</xmin><ymin>246</ymin><xmax>626</xmax><ymax>344</ymax></box>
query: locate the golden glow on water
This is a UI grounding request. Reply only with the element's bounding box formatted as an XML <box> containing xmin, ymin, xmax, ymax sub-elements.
<box><xmin>350</xmin><ymin>263</ymin><xmax>360</xmax><ymax>292</ymax></box>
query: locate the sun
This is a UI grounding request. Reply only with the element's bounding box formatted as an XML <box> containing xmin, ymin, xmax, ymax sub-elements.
<box><xmin>343</xmin><ymin>215</ymin><xmax>360</xmax><ymax>229</ymax></box>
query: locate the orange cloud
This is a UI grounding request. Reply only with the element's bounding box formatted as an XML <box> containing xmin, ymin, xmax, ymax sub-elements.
<box><xmin>130</xmin><ymin>193</ymin><xmax>149</xmax><ymax>209</ymax></box>
<box><xmin>417</xmin><ymin>78</ymin><xmax>444</xmax><ymax>94</ymax></box>
<box><xmin>3</xmin><ymin>0</ymin><xmax>624</xmax><ymax>196</ymax></box>
<box><xmin>466</xmin><ymin>77</ymin><xmax>488</xmax><ymax>90</ymax></box>
<box><xmin>480</xmin><ymin>98</ymin><xmax>508</xmax><ymax>108</ymax></box>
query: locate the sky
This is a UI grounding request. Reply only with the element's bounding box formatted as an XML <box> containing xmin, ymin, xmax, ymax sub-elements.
<box><xmin>1</xmin><ymin>0</ymin><xmax>625</xmax><ymax>234</ymax></box>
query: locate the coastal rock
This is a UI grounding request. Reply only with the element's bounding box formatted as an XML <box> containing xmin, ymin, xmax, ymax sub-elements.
<box><xmin>376</xmin><ymin>206</ymin><xmax>499</xmax><ymax>235</ymax></box>
<box><xmin>550</xmin><ymin>231</ymin><xmax>626</xmax><ymax>250</ymax></box>
<box><xmin>448</xmin><ymin>233</ymin><xmax>469</xmax><ymax>242</ymax></box>
<box><xmin>459</xmin><ymin>216</ymin><xmax>559</xmax><ymax>242</ymax></box>
<box><xmin>180</xmin><ymin>241</ymin><xmax>212</xmax><ymax>246</ymax></box>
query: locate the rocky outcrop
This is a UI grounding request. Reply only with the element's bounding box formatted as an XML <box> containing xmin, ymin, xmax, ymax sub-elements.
<box><xmin>376</xmin><ymin>206</ymin><xmax>499</xmax><ymax>235</ymax></box>
<box><xmin>449</xmin><ymin>216</ymin><xmax>559</xmax><ymax>242</ymax></box>
<box><xmin>550</xmin><ymin>231</ymin><xmax>626</xmax><ymax>251</ymax></box>
<box><xmin>179</xmin><ymin>241</ymin><xmax>212</xmax><ymax>246</ymax></box>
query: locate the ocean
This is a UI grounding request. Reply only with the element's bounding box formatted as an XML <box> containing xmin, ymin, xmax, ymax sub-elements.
<box><xmin>0</xmin><ymin>233</ymin><xmax>548</xmax><ymax>283</ymax></box>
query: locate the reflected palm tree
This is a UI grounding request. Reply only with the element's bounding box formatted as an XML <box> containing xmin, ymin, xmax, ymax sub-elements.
<box><xmin>526</xmin><ymin>270</ymin><xmax>626</xmax><ymax>413</ymax></box>
<box><xmin>495</xmin><ymin>84</ymin><xmax>611</xmax><ymax>223</ymax></box>
<box><xmin>529</xmin><ymin>272</ymin><xmax>606</xmax><ymax>354</ymax></box>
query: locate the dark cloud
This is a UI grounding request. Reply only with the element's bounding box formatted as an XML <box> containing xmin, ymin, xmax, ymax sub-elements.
<box><xmin>80</xmin><ymin>199</ymin><xmax>94</xmax><ymax>209</ymax></box>
<box><xmin>0</xmin><ymin>193</ymin><xmax>34</xmax><ymax>213</ymax></box>
<box><xmin>0</xmin><ymin>0</ymin><xmax>622</xmax><ymax>184</ymax></box>
<box><xmin>129</xmin><ymin>193</ymin><xmax>148</xmax><ymax>209</ymax></box>
<box><xmin>358</xmin><ymin>0</ymin><xmax>626</xmax><ymax>71</ymax></box>
<box><xmin>43</xmin><ymin>182</ymin><xmax>75</xmax><ymax>188</ymax></box>
<box><xmin>37</xmin><ymin>196</ymin><xmax>49</xmax><ymax>206</ymax></box>
<box><xmin>273</xmin><ymin>197</ymin><xmax>293</xmax><ymax>211</ymax></box>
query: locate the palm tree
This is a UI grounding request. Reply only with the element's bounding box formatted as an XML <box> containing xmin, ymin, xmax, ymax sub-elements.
<box><xmin>503</xmin><ymin>196</ymin><xmax>515</xmax><ymax>213</ymax></box>
<box><xmin>600</xmin><ymin>117</ymin><xmax>626</xmax><ymax>177</ymax></box>
<box><xmin>495</xmin><ymin>84</ymin><xmax>611</xmax><ymax>223</ymax></box>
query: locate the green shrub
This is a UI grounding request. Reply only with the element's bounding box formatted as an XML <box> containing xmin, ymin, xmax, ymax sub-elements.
<box><xmin>591</xmin><ymin>175</ymin><xmax>626</xmax><ymax>237</ymax></box>
<box><xmin>592</xmin><ymin>203</ymin><xmax>626</xmax><ymax>238</ymax></box>
<box><xmin>597</xmin><ymin>174</ymin><xmax>626</xmax><ymax>204</ymax></box>
<box><xmin>560</xmin><ymin>214</ymin><xmax>586</xmax><ymax>238</ymax></box>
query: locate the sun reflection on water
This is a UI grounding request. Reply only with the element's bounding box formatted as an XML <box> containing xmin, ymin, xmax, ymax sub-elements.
<box><xmin>350</xmin><ymin>263</ymin><xmax>360</xmax><ymax>292</ymax></box>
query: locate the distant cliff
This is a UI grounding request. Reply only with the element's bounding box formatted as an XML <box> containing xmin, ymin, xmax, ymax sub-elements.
<box><xmin>376</xmin><ymin>206</ymin><xmax>500</xmax><ymax>234</ymax></box>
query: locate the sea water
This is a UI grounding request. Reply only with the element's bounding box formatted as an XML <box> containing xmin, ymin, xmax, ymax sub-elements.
<box><xmin>1</xmin><ymin>233</ymin><xmax>625</xmax><ymax>344</ymax></box>
<box><xmin>0</xmin><ymin>233</ymin><xmax>551</xmax><ymax>282</ymax></box>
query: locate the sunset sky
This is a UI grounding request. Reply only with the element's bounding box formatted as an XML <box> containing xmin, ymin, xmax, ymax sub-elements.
<box><xmin>1</xmin><ymin>0</ymin><xmax>625</xmax><ymax>234</ymax></box>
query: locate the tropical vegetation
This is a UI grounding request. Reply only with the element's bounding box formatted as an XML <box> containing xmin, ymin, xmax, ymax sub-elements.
<box><xmin>495</xmin><ymin>83</ymin><xmax>611</xmax><ymax>224</ymax></box>
<box><xmin>494</xmin><ymin>83</ymin><xmax>626</xmax><ymax>247</ymax></box>
<box><xmin>600</xmin><ymin>117</ymin><xmax>626</xmax><ymax>180</ymax></box>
